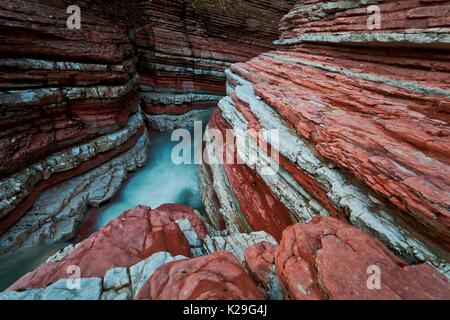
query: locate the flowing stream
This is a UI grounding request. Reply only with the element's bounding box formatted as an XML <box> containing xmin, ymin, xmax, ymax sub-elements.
<box><xmin>0</xmin><ymin>111</ymin><xmax>211</xmax><ymax>291</ymax></box>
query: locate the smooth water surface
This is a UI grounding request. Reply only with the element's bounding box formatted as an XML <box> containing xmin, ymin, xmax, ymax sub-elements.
<box><xmin>94</xmin><ymin>128</ymin><xmax>205</xmax><ymax>228</ymax></box>
<box><xmin>0</xmin><ymin>243</ymin><xmax>69</xmax><ymax>291</ymax></box>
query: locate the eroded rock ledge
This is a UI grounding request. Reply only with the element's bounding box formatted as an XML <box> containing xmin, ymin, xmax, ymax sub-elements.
<box><xmin>1</xmin><ymin>205</ymin><xmax>448</xmax><ymax>300</ymax></box>
<box><xmin>196</xmin><ymin>0</ymin><xmax>450</xmax><ymax>278</ymax></box>
<box><xmin>134</xmin><ymin>0</ymin><xmax>295</xmax><ymax>129</ymax></box>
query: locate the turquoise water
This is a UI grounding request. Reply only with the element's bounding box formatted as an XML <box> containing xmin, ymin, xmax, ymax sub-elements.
<box><xmin>94</xmin><ymin>128</ymin><xmax>205</xmax><ymax>228</ymax></box>
<box><xmin>0</xmin><ymin>109</ymin><xmax>212</xmax><ymax>291</ymax></box>
<box><xmin>0</xmin><ymin>243</ymin><xmax>69</xmax><ymax>291</ymax></box>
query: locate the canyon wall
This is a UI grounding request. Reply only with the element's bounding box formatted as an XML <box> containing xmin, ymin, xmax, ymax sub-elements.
<box><xmin>0</xmin><ymin>0</ymin><xmax>150</xmax><ymax>254</ymax></box>
<box><xmin>133</xmin><ymin>0</ymin><xmax>294</xmax><ymax>130</ymax></box>
<box><xmin>1</xmin><ymin>0</ymin><xmax>449</xmax><ymax>300</ymax></box>
<box><xmin>0</xmin><ymin>0</ymin><xmax>294</xmax><ymax>254</ymax></box>
<box><xmin>198</xmin><ymin>0</ymin><xmax>450</xmax><ymax>278</ymax></box>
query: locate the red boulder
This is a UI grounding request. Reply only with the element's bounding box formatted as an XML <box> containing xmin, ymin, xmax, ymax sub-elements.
<box><xmin>136</xmin><ymin>250</ymin><xmax>265</xmax><ymax>300</ymax></box>
<box><xmin>8</xmin><ymin>204</ymin><xmax>206</xmax><ymax>291</ymax></box>
<box><xmin>276</xmin><ymin>217</ymin><xmax>450</xmax><ymax>300</ymax></box>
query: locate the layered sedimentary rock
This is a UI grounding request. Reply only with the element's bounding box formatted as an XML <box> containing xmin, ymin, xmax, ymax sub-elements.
<box><xmin>7</xmin><ymin>204</ymin><xmax>206</xmax><ymax>291</ymax></box>
<box><xmin>276</xmin><ymin>217</ymin><xmax>450</xmax><ymax>300</ymax></box>
<box><xmin>133</xmin><ymin>0</ymin><xmax>294</xmax><ymax>129</ymax></box>
<box><xmin>0</xmin><ymin>0</ymin><xmax>295</xmax><ymax>255</ymax></box>
<box><xmin>0</xmin><ymin>132</ymin><xmax>149</xmax><ymax>255</ymax></box>
<box><xmin>0</xmin><ymin>0</ymin><xmax>138</xmax><ymax>177</ymax></box>
<box><xmin>1</xmin><ymin>0</ymin><xmax>449</xmax><ymax>301</ymax></box>
<box><xmin>3</xmin><ymin>208</ymin><xmax>449</xmax><ymax>300</ymax></box>
<box><xmin>0</xmin><ymin>0</ymin><xmax>145</xmax><ymax>252</ymax></box>
<box><xmin>200</xmin><ymin>0</ymin><xmax>450</xmax><ymax>277</ymax></box>
<box><xmin>2</xmin><ymin>205</ymin><xmax>277</xmax><ymax>300</ymax></box>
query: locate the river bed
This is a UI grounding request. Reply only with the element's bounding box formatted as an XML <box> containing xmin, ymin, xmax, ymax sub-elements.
<box><xmin>0</xmin><ymin>112</ymin><xmax>210</xmax><ymax>291</ymax></box>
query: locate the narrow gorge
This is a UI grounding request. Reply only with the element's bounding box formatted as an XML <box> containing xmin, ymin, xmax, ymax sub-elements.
<box><xmin>0</xmin><ymin>0</ymin><xmax>449</xmax><ymax>300</ymax></box>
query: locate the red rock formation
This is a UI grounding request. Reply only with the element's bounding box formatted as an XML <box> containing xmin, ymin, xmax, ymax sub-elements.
<box><xmin>209</xmin><ymin>110</ymin><xmax>294</xmax><ymax>241</ymax></box>
<box><xmin>0</xmin><ymin>0</ymin><xmax>147</xmax><ymax>242</ymax></box>
<box><xmin>0</xmin><ymin>125</ymin><xmax>145</xmax><ymax>236</ymax></box>
<box><xmin>0</xmin><ymin>0</ymin><xmax>138</xmax><ymax>178</ymax></box>
<box><xmin>244</xmin><ymin>241</ymin><xmax>277</xmax><ymax>289</ymax></box>
<box><xmin>135</xmin><ymin>250</ymin><xmax>265</xmax><ymax>300</ymax></box>
<box><xmin>228</xmin><ymin>0</ymin><xmax>450</xmax><ymax>249</ymax></box>
<box><xmin>134</xmin><ymin>0</ymin><xmax>294</xmax><ymax>127</ymax></box>
<box><xmin>7</xmin><ymin>204</ymin><xmax>206</xmax><ymax>291</ymax></box>
<box><xmin>229</xmin><ymin>92</ymin><xmax>342</xmax><ymax>219</ymax></box>
<box><xmin>276</xmin><ymin>217</ymin><xmax>450</xmax><ymax>300</ymax></box>
<box><xmin>212</xmin><ymin>0</ymin><xmax>450</xmax><ymax>274</ymax></box>
<box><xmin>279</xmin><ymin>0</ymin><xmax>450</xmax><ymax>38</ymax></box>
<box><xmin>0</xmin><ymin>0</ymin><xmax>294</xmax><ymax>250</ymax></box>
<box><xmin>231</xmin><ymin>49</ymin><xmax>450</xmax><ymax>244</ymax></box>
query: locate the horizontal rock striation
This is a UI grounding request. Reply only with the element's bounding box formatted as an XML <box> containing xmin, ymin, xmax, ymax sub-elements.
<box><xmin>0</xmin><ymin>0</ymin><xmax>296</xmax><ymax>255</ymax></box>
<box><xmin>1</xmin><ymin>0</ymin><xmax>449</xmax><ymax>300</ymax></box>
<box><xmin>133</xmin><ymin>0</ymin><xmax>294</xmax><ymax>129</ymax></box>
<box><xmin>201</xmin><ymin>0</ymin><xmax>450</xmax><ymax>277</ymax></box>
<box><xmin>277</xmin><ymin>0</ymin><xmax>450</xmax><ymax>48</ymax></box>
<box><xmin>0</xmin><ymin>0</ymin><xmax>147</xmax><ymax>252</ymax></box>
<box><xmin>0</xmin><ymin>0</ymin><xmax>138</xmax><ymax>178</ymax></box>
<box><xmin>0</xmin><ymin>113</ymin><xmax>145</xmax><ymax>234</ymax></box>
<box><xmin>0</xmin><ymin>131</ymin><xmax>150</xmax><ymax>255</ymax></box>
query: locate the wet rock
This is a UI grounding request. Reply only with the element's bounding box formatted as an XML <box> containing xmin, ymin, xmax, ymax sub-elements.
<box><xmin>1</xmin><ymin>251</ymin><xmax>187</xmax><ymax>300</ymax></box>
<box><xmin>0</xmin><ymin>132</ymin><xmax>150</xmax><ymax>255</ymax></box>
<box><xmin>130</xmin><ymin>251</ymin><xmax>186</xmax><ymax>296</ymax></box>
<box><xmin>135</xmin><ymin>251</ymin><xmax>265</xmax><ymax>300</ymax></box>
<box><xmin>244</xmin><ymin>241</ymin><xmax>285</xmax><ymax>300</ymax></box>
<box><xmin>7</xmin><ymin>204</ymin><xmax>205</xmax><ymax>291</ymax></box>
<box><xmin>276</xmin><ymin>217</ymin><xmax>450</xmax><ymax>300</ymax></box>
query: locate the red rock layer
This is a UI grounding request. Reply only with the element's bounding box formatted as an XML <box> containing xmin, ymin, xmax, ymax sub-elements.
<box><xmin>135</xmin><ymin>250</ymin><xmax>265</xmax><ymax>300</ymax></box>
<box><xmin>8</xmin><ymin>204</ymin><xmax>207</xmax><ymax>291</ymax></box>
<box><xmin>0</xmin><ymin>0</ymin><xmax>138</xmax><ymax>178</ymax></box>
<box><xmin>280</xmin><ymin>0</ymin><xmax>450</xmax><ymax>38</ymax></box>
<box><xmin>209</xmin><ymin>110</ymin><xmax>294</xmax><ymax>241</ymax></box>
<box><xmin>0</xmin><ymin>125</ymin><xmax>145</xmax><ymax>235</ymax></box>
<box><xmin>134</xmin><ymin>0</ymin><xmax>294</xmax><ymax>118</ymax></box>
<box><xmin>244</xmin><ymin>241</ymin><xmax>277</xmax><ymax>291</ymax></box>
<box><xmin>231</xmin><ymin>48</ymin><xmax>450</xmax><ymax>248</ymax></box>
<box><xmin>230</xmin><ymin>92</ymin><xmax>343</xmax><ymax>220</ymax></box>
<box><xmin>276</xmin><ymin>217</ymin><xmax>450</xmax><ymax>300</ymax></box>
<box><xmin>0</xmin><ymin>0</ymin><xmax>299</xmax><ymax>247</ymax></box>
<box><xmin>226</xmin><ymin>0</ymin><xmax>450</xmax><ymax>248</ymax></box>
